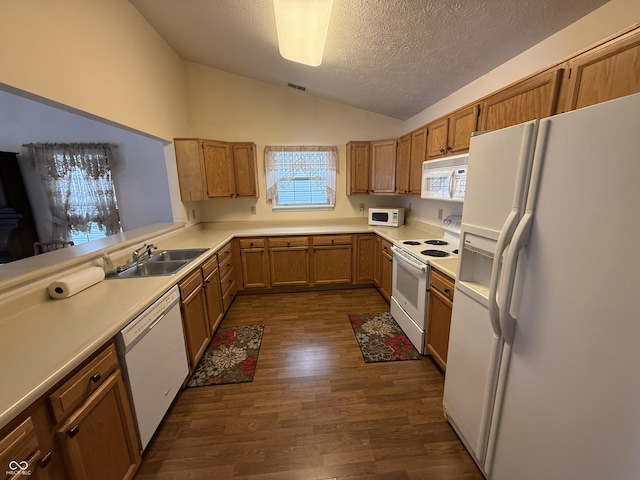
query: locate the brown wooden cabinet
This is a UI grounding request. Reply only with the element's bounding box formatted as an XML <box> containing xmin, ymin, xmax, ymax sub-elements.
<box><xmin>354</xmin><ymin>234</ymin><xmax>376</xmax><ymax>284</ymax></box>
<box><xmin>174</xmin><ymin>138</ymin><xmax>258</xmax><ymax>200</ymax></box>
<box><xmin>426</xmin><ymin>117</ymin><xmax>449</xmax><ymax>159</ymax></box>
<box><xmin>395</xmin><ymin>134</ymin><xmax>412</xmax><ymax>194</ymax></box>
<box><xmin>202</xmin><ymin>255</ymin><xmax>223</xmax><ymax>335</ymax></box>
<box><xmin>56</xmin><ymin>370</ymin><xmax>140</xmax><ymax>480</ymax></box>
<box><xmin>346</xmin><ymin>141</ymin><xmax>371</xmax><ymax>195</ymax></box>
<box><xmin>370</xmin><ymin>139</ymin><xmax>397</xmax><ymax>194</ymax></box>
<box><xmin>564</xmin><ymin>27</ymin><xmax>640</xmax><ymax>113</ymax></box>
<box><xmin>268</xmin><ymin>237</ymin><xmax>310</xmax><ymax>286</ymax></box>
<box><xmin>426</xmin><ymin>267</ymin><xmax>455</xmax><ymax>371</ymax></box>
<box><xmin>217</xmin><ymin>242</ymin><xmax>237</xmax><ymax>313</ymax></box>
<box><xmin>376</xmin><ymin>238</ymin><xmax>393</xmax><ymax>302</ymax></box>
<box><xmin>479</xmin><ymin>68</ymin><xmax>563</xmax><ymax>132</ymax></box>
<box><xmin>239</xmin><ymin>238</ymin><xmax>270</xmax><ymax>289</ymax></box>
<box><xmin>178</xmin><ymin>268</ymin><xmax>210</xmax><ymax>370</ymax></box>
<box><xmin>47</xmin><ymin>344</ymin><xmax>140</xmax><ymax>480</ymax></box>
<box><xmin>311</xmin><ymin>235</ymin><xmax>352</xmax><ymax>285</ymax></box>
<box><xmin>1</xmin><ymin>417</ymin><xmax>51</xmax><ymax>480</ymax></box>
<box><xmin>409</xmin><ymin>127</ymin><xmax>427</xmax><ymax>195</ymax></box>
<box><xmin>447</xmin><ymin>104</ymin><xmax>480</xmax><ymax>154</ymax></box>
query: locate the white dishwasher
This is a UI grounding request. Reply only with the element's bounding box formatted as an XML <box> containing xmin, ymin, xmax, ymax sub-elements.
<box><xmin>116</xmin><ymin>285</ymin><xmax>189</xmax><ymax>451</ymax></box>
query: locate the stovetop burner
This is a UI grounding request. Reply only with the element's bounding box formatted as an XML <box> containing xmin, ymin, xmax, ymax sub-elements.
<box><xmin>424</xmin><ymin>239</ymin><xmax>448</xmax><ymax>246</ymax></box>
<box><xmin>420</xmin><ymin>249</ymin><xmax>450</xmax><ymax>258</ymax></box>
<box><xmin>403</xmin><ymin>241</ymin><xmax>422</xmax><ymax>245</ymax></box>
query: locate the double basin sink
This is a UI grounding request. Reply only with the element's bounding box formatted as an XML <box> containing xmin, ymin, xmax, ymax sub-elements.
<box><xmin>113</xmin><ymin>248</ymin><xmax>209</xmax><ymax>278</ymax></box>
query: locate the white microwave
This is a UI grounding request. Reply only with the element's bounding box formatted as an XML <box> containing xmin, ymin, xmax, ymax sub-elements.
<box><xmin>421</xmin><ymin>154</ymin><xmax>469</xmax><ymax>202</ymax></box>
<box><xmin>368</xmin><ymin>208</ymin><xmax>405</xmax><ymax>227</ymax></box>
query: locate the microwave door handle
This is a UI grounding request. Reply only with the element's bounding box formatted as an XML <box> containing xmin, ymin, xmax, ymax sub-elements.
<box><xmin>448</xmin><ymin>169</ymin><xmax>455</xmax><ymax>199</ymax></box>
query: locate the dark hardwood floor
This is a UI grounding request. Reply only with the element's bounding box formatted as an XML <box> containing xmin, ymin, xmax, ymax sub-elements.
<box><xmin>135</xmin><ymin>288</ymin><xmax>483</xmax><ymax>480</ymax></box>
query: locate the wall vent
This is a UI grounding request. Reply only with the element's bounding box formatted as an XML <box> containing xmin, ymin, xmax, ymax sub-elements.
<box><xmin>287</xmin><ymin>82</ymin><xmax>306</xmax><ymax>91</ymax></box>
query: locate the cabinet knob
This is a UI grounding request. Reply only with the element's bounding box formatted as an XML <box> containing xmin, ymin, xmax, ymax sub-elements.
<box><xmin>287</xmin><ymin>242</ymin><xmax>290</xmax><ymax>247</ymax></box>
<box><xmin>331</xmin><ymin>239</ymin><xmax>335</xmax><ymax>245</ymax></box>
<box><xmin>439</xmin><ymin>148</ymin><xmax>445</xmax><ymax>154</ymax></box>
<box><xmin>444</xmin><ymin>288</ymin><xmax>451</xmax><ymax>295</ymax></box>
<box><xmin>447</xmin><ymin>145</ymin><xmax>453</xmax><ymax>151</ymax></box>
<box><xmin>67</xmin><ymin>425</ymin><xmax>80</xmax><ymax>438</ymax></box>
<box><xmin>38</xmin><ymin>452</ymin><xmax>52</xmax><ymax>468</ymax></box>
<box><xmin>90</xmin><ymin>373</ymin><xmax>101</xmax><ymax>383</ymax></box>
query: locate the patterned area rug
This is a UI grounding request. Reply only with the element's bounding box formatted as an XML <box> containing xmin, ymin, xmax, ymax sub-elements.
<box><xmin>187</xmin><ymin>324</ymin><xmax>264</xmax><ymax>387</ymax></box>
<box><xmin>348</xmin><ymin>312</ymin><xmax>422</xmax><ymax>362</ymax></box>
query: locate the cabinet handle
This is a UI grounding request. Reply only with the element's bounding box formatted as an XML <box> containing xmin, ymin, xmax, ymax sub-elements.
<box><xmin>444</xmin><ymin>288</ymin><xmax>451</xmax><ymax>295</ymax></box>
<box><xmin>287</xmin><ymin>242</ymin><xmax>290</xmax><ymax>247</ymax></box>
<box><xmin>331</xmin><ymin>239</ymin><xmax>335</xmax><ymax>245</ymax></box>
<box><xmin>447</xmin><ymin>145</ymin><xmax>453</xmax><ymax>151</ymax></box>
<box><xmin>90</xmin><ymin>372</ymin><xmax>101</xmax><ymax>383</ymax></box>
<box><xmin>67</xmin><ymin>425</ymin><xmax>80</xmax><ymax>438</ymax></box>
<box><xmin>439</xmin><ymin>148</ymin><xmax>445</xmax><ymax>154</ymax></box>
<box><xmin>38</xmin><ymin>452</ymin><xmax>52</xmax><ymax>468</ymax></box>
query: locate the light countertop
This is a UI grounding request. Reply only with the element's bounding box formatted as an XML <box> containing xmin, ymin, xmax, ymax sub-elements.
<box><xmin>0</xmin><ymin>219</ymin><xmax>448</xmax><ymax>430</ymax></box>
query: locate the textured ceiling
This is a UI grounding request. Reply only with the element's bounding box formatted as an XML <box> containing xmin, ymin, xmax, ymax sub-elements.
<box><xmin>130</xmin><ymin>0</ymin><xmax>610</xmax><ymax>120</ymax></box>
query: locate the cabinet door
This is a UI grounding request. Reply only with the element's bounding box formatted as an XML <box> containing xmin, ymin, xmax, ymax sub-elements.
<box><xmin>395</xmin><ymin>134</ymin><xmax>411</xmax><ymax>194</ymax></box>
<box><xmin>379</xmin><ymin>249</ymin><xmax>393</xmax><ymax>303</ymax></box>
<box><xmin>269</xmin><ymin>247</ymin><xmax>310</xmax><ymax>286</ymax></box>
<box><xmin>426</xmin><ymin>289</ymin><xmax>452</xmax><ymax>371</ymax></box>
<box><xmin>409</xmin><ymin>127</ymin><xmax>427</xmax><ymax>195</ymax></box>
<box><xmin>426</xmin><ymin>117</ymin><xmax>449</xmax><ymax>159</ymax></box>
<box><xmin>204</xmin><ymin>268</ymin><xmax>223</xmax><ymax>335</ymax></box>
<box><xmin>479</xmin><ymin>68</ymin><xmax>563</xmax><ymax>131</ymax></box>
<box><xmin>447</xmin><ymin>104</ymin><xmax>479</xmax><ymax>154</ymax></box>
<box><xmin>1</xmin><ymin>417</ymin><xmax>50</xmax><ymax>480</ymax></box>
<box><xmin>56</xmin><ymin>371</ymin><xmax>140</xmax><ymax>480</ymax></box>
<box><xmin>173</xmin><ymin>139</ymin><xmax>206</xmax><ymax>201</ymax></box>
<box><xmin>202</xmin><ymin>140</ymin><xmax>235</xmax><ymax>198</ymax></box>
<box><xmin>232</xmin><ymin>143</ymin><xmax>258</xmax><ymax>198</ymax></box>
<box><xmin>370</xmin><ymin>140</ymin><xmax>397</xmax><ymax>194</ymax></box>
<box><xmin>354</xmin><ymin>234</ymin><xmax>376</xmax><ymax>284</ymax></box>
<box><xmin>240</xmin><ymin>245</ymin><xmax>270</xmax><ymax>288</ymax></box>
<box><xmin>181</xmin><ymin>285</ymin><xmax>210</xmax><ymax>370</ymax></box>
<box><xmin>346</xmin><ymin>141</ymin><xmax>371</xmax><ymax>195</ymax></box>
<box><xmin>312</xmin><ymin>245</ymin><xmax>352</xmax><ymax>285</ymax></box>
<box><xmin>564</xmin><ymin>29</ymin><xmax>640</xmax><ymax>112</ymax></box>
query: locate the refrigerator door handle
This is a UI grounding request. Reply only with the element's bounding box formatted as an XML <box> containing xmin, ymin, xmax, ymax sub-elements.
<box><xmin>487</xmin><ymin>209</ymin><xmax>519</xmax><ymax>337</ymax></box>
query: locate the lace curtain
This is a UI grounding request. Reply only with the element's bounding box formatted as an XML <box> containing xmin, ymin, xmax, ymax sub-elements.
<box><xmin>22</xmin><ymin>143</ymin><xmax>122</xmax><ymax>242</ymax></box>
<box><xmin>264</xmin><ymin>146</ymin><xmax>338</xmax><ymax>206</ymax></box>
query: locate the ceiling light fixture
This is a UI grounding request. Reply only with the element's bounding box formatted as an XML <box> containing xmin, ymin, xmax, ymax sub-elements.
<box><xmin>273</xmin><ymin>0</ymin><xmax>333</xmax><ymax>67</ymax></box>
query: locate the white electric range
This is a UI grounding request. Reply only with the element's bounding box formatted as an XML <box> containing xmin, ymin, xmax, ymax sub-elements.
<box><xmin>390</xmin><ymin>220</ymin><xmax>460</xmax><ymax>355</ymax></box>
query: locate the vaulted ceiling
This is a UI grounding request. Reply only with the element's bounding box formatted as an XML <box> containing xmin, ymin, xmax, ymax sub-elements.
<box><xmin>130</xmin><ymin>0</ymin><xmax>610</xmax><ymax>120</ymax></box>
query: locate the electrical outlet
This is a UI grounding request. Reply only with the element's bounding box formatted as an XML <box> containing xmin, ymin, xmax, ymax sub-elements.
<box><xmin>438</xmin><ymin>208</ymin><xmax>443</xmax><ymax>220</ymax></box>
<box><xmin>250</xmin><ymin>206</ymin><xmax>257</xmax><ymax>215</ymax></box>
<box><xmin>359</xmin><ymin>203</ymin><xmax>365</xmax><ymax>212</ymax></box>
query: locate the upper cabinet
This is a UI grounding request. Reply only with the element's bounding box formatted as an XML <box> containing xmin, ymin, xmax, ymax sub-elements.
<box><xmin>478</xmin><ymin>68</ymin><xmax>563</xmax><ymax>132</ymax></box>
<box><xmin>408</xmin><ymin>127</ymin><xmax>427</xmax><ymax>195</ymax></box>
<box><xmin>426</xmin><ymin>104</ymin><xmax>480</xmax><ymax>160</ymax></box>
<box><xmin>395</xmin><ymin>134</ymin><xmax>412</xmax><ymax>195</ymax></box>
<box><xmin>174</xmin><ymin>138</ymin><xmax>258</xmax><ymax>201</ymax></box>
<box><xmin>563</xmin><ymin>27</ymin><xmax>640</xmax><ymax>113</ymax></box>
<box><xmin>346</xmin><ymin>141</ymin><xmax>371</xmax><ymax>195</ymax></box>
<box><xmin>370</xmin><ymin>139</ymin><xmax>397</xmax><ymax>194</ymax></box>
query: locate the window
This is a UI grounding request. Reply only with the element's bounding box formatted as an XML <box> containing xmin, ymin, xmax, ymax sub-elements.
<box><xmin>22</xmin><ymin>143</ymin><xmax>122</xmax><ymax>245</ymax></box>
<box><xmin>264</xmin><ymin>146</ymin><xmax>338</xmax><ymax>209</ymax></box>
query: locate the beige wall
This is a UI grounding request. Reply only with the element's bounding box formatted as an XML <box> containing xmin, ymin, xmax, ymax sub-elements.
<box><xmin>0</xmin><ymin>0</ymin><xmax>189</xmax><ymax>141</ymax></box>
<box><xmin>184</xmin><ymin>63</ymin><xmax>404</xmax><ymax>222</ymax></box>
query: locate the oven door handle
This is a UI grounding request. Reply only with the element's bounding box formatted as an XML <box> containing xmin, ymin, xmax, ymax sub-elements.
<box><xmin>391</xmin><ymin>246</ymin><xmax>427</xmax><ymax>273</ymax></box>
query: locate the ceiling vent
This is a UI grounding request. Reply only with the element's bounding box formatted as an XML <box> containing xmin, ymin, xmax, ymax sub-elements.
<box><xmin>287</xmin><ymin>82</ymin><xmax>306</xmax><ymax>92</ymax></box>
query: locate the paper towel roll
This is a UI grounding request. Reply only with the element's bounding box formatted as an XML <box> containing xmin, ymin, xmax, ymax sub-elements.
<box><xmin>48</xmin><ymin>267</ymin><xmax>105</xmax><ymax>299</ymax></box>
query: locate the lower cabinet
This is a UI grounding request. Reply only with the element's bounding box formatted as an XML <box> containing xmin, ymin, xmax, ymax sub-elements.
<box><xmin>239</xmin><ymin>238</ymin><xmax>270</xmax><ymax>288</ymax></box>
<box><xmin>312</xmin><ymin>235</ymin><xmax>352</xmax><ymax>285</ymax></box>
<box><xmin>354</xmin><ymin>234</ymin><xmax>377</xmax><ymax>284</ymax></box>
<box><xmin>375</xmin><ymin>237</ymin><xmax>393</xmax><ymax>302</ymax></box>
<box><xmin>178</xmin><ymin>268</ymin><xmax>210</xmax><ymax>371</ymax></box>
<box><xmin>1</xmin><ymin>415</ymin><xmax>53</xmax><ymax>480</ymax></box>
<box><xmin>56</xmin><ymin>370</ymin><xmax>140</xmax><ymax>480</ymax></box>
<box><xmin>217</xmin><ymin>242</ymin><xmax>238</xmax><ymax>313</ymax></box>
<box><xmin>268</xmin><ymin>237</ymin><xmax>310</xmax><ymax>286</ymax></box>
<box><xmin>426</xmin><ymin>267</ymin><xmax>455</xmax><ymax>371</ymax></box>
<box><xmin>202</xmin><ymin>255</ymin><xmax>223</xmax><ymax>335</ymax></box>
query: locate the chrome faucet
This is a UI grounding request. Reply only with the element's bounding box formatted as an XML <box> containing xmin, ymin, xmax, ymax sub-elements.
<box><xmin>132</xmin><ymin>243</ymin><xmax>157</xmax><ymax>264</ymax></box>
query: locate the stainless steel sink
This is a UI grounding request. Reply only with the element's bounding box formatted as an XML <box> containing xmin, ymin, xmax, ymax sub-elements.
<box><xmin>115</xmin><ymin>260</ymin><xmax>188</xmax><ymax>278</ymax></box>
<box><xmin>148</xmin><ymin>248</ymin><xmax>209</xmax><ymax>262</ymax></box>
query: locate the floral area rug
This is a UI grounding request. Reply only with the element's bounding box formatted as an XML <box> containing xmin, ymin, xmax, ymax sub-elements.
<box><xmin>348</xmin><ymin>312</ymin><xmax>422</xmax><ymax>363</ymax></box>
<box><xmin>187</xmin><ymin>324</ymin><xmax>264</xmax><ymax>387</ymax></box>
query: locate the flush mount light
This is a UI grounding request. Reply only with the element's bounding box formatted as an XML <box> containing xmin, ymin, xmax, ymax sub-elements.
<box><xmin>273</xmin><ymin>0</ymin><xmax>333</xmax><ymax>66</ymax></box>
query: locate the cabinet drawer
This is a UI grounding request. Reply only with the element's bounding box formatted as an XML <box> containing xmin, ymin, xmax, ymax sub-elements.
<box><xmin>312</xmin><ymin>235</ymin><xmax>352</xmax><ymax>246</ymax></box>
<box><xmin>239</xmin><ymin>238</ymin><xmax>265</xmax><ymax>249</ymax></box>
<box><xmin>201</xmin><ymin>254</ymin><xmax>218</xmax><ymax>279</ymax></box>
<box><xmin>380</xmin><ymin>239</ymin><xmax>393</xmax><ymax>256</ymax></box>
<box><xmin>217</xmin><ymin>242</ymin><xmax>232</xmax><ymax>263</ymax></box>
<box><xmin>431</xmin><ymin>268</ymin><xmax>455</xmax><ymax>302</ymax></box>
<box><xmin>218</xmin><ymin>252</ymin><xmax>234</xmax><ymax>279</ymax></box>
<box><xmin>222</xmin><ymin>280</ymin><xmax>237</xmax><ymax>312</ymax></box>
<box><xmin>178</xmin><ymin>268</ymin><xmax>203</xmax><ymax>299</ymax></box>
<box><xmin>48</xmin><ymin>344</ymin><xmax>119</xmax><ymax>424</ymax></box>
<box><xmin>268</xmin><ymin>236</ymin><xmax>309</xmax><ymax>248</ymax></box>
<box><xmin>0</xmin><ymin>417</ymin><xmax>43</xmax><ymax>477</ymax></box>
<box><xmin>220</xmin><ymin>267</ymin><xmax>235</xmax><ymax>296</ymax></box>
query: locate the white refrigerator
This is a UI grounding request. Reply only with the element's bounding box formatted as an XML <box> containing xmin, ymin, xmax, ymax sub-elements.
<box><xmin>443</xmin><ymin>92</ymin><xmax>640</xmax><ymax>480</ymax></box>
